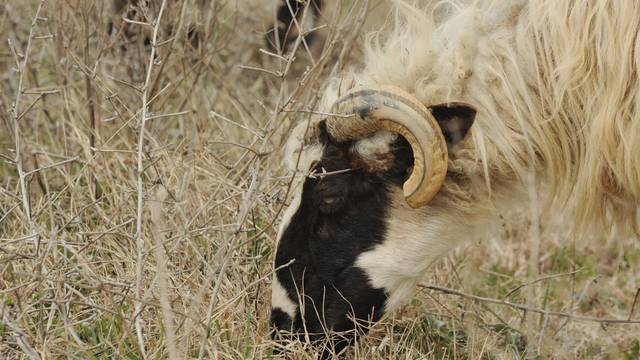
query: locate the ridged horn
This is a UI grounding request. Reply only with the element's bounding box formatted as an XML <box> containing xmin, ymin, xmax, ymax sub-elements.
<box><xmin>326</xmin><ymin>86</ymin><xmax>448</xmax><ymax>208</ymax></box>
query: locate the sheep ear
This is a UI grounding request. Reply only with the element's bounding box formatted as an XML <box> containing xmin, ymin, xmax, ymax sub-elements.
<box><xmin>428</xmin><ymin>103</ymin><xmax>476</xmax><ymax>148</ymax></box>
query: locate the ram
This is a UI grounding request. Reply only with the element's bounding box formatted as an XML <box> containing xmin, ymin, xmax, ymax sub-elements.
<box><xmin>270</xmin><ymin>0</ymin><xmax>640</xmax><ymax>352</ymax></box>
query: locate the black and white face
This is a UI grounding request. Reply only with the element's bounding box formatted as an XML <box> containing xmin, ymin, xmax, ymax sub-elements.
<box><xmin>271</xmin><ymin>122</ymin><xmax>412</xmax><ymax>348</ymax></box>
<box><xmin>270</xmin><ymin>104</ymin><xmax>476</xmax><ymax>352</ymax></box>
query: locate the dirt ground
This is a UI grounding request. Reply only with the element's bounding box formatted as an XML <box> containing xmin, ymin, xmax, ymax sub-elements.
<box><xmin>1</xmin><ymin>1</ymin><xmax>638</xmax><ymax>359</ymax></box>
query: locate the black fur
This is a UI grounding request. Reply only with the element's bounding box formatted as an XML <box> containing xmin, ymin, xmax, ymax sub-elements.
<box><xmin>271</xmin><ymin>124</ymin><xmax>412</xmax><ymax>355</ymax></box>
<box><xmin>429</xmin><ymin>104</ymin><xmax>477</xmax><ymax>148</ymax></box>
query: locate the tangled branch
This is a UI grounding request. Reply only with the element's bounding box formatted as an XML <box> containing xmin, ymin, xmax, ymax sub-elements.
<box><xmin>420</xmin><ymin>284</ymin><xmax>640</xmax><ymax>325</ymax></box>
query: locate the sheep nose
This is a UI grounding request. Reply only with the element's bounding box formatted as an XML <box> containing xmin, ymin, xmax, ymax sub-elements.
<box><xmin>270</xmin><ymin>308</ymin><xmax>295</xmax><ymax>335</ymax></box>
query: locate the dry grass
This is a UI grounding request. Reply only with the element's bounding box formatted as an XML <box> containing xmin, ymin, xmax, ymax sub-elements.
<box><xmin>1</xmin><ymin>1</ymin><xmax>639</xmax><ymax>359</ymax></box>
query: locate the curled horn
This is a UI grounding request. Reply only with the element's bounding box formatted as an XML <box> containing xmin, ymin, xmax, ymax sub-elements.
<box><xmin>325</xmin><ymin>86</ymin><xmax>448</xmax><ymax>208</ymax></box>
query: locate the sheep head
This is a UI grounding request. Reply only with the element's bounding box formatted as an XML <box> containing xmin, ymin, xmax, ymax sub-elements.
<box><xmin>270</xmin><ymin>85</ymin><xmax>476</xmax><ymax>354</ymax></box>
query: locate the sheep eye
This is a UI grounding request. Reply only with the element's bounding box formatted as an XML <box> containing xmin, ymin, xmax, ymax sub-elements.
<box><xmin>318</xmin><ymin>191</ymin><xmax>345</xmax><ymax>213</ymax></box>
<box><xmin>322</xmin><ymin>196</ymin><xmax>338</xmax><ymax>206</ymax></box>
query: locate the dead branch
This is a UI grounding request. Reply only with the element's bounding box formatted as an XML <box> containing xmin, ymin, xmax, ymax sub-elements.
<box><xmin>420</xmin><ymin>284</ymin><xmax>640</xmax><ymax>325</ymax></box>
<box><xmin>9</xmin><ymin>0</ymin><xmax>46</xmax><ymax>239</ymax></box>
<box><xmin>134</xmin><ymin>1</ymin><xmax>168</xmax><ymax>358</ymax></box>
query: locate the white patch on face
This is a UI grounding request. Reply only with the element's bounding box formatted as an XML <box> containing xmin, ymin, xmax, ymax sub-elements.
<box><xmin>355</xmin><ymin>188</ymin><xmax>478</xmax><ymax>312</ymax></box>
<box><xmin>272</xmin><ymin>121</ymin><xmax>324</xmax><ymax>319</ymax></box>
<box><xmin>282</xmin><ymin>120</ymin><xmax>323</xmax><ymax>173</ymax></box>
<box><xmin>275</xmin><ymin>184</ymin><xmax>304</xmax><ymax>243</ymax></box>
<box><xmin>271</xmin><ymin>276</ymin><xmax>297</xmax><ymax>319</ymax></box>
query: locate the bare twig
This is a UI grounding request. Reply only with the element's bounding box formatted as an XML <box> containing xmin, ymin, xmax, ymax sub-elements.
<box><xmin>208</xmin><ymin>110</ymin><xmax>264</xmax><ymax>138</ymax></box>
<box><xmin>77</xmin><ymin>218</ymin><xmax>134</xmax><ymax>253</ymax></box>
<box><xmin>307</xmin><ymin>167</ymin><xmax>356</xmax><ymax>179</ymax></box>
<box><xmin>83</xmin><ymin>4</ymin><xmax>99</xmax><ymax>200</ymax></box>
<box><xmin>145</xmin><ymin>110</ymin><xmax>190</xmax><ymax>121</ymax></box>
<box><xmin>238</xmin><ymin>65</ymin><xmax>283</xmax><ymax>78</ymax></box>
<box><xmin>22</xmin><ymin>88</ymin><xmax>60</xmax><ymax>95</ymax></box>
<box><xmin>258</xmin><ymin>48</ymin><xmax>289</xmax><ymax>61</ymax></box>
<box><xmin>122</xmin><ymin>17</ymin><xmax>151</xmax><ymax>27</ymax></box>
<box><xmin>0</xmin><ymin>152</ymin><xmax>15</xmax><ymax>163</ymax></box>
<box><xmin>134</xmin><ymin>1</ymin><xmax>168</xmax><ymax>357</ymax></box>
<box><xmin>211</xmin><ymin>259</ymin><xmax>296</xmax><ymax>317</ymax></box>
<box><xmin>9</xmin><ymin>0</ymin><xmax>46</xmax><ymax>241</ymax></box>
<box><xmin>0</xmin><ymin>303</ymin><xmax>40</xmax><ymax>360</ymax></box>
<box><xmin>629</xmin><ymin>287</ymin><xmax>640</xmax><ymax>321</ymax></box>
<box><xmin>502</xmin><ymin>269</ymin><xmax>582</xmax><ymax>300</ymax></box>
<box><xmin>208</xmin><ymin>141</ymin><xmax>272</xmax><ymax>157</ymax></box>
<box><xmin>280</xmin><ymin>108</ymin><xmax>354</xmax><ymax>118</ymax></box>
<box><xmin>24</xmin><ymin>156</ymin><xmax>79</xmax><ymax>177</ymax></box>
<box><xmin>420</xmin><ymin>284</ymin><xmax>640</xmax><ymax>324</ymax></box>
<box><xmin>16</xmin><ymin>93</ymin><xmax>45</xmax><ymax>121</ymax></box>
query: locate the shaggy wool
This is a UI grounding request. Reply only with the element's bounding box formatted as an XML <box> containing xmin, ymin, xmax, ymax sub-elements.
<box><xmin>318</xmin><ymin>0</ymin><xmax>640</xmax><ymax>237</ymax></box>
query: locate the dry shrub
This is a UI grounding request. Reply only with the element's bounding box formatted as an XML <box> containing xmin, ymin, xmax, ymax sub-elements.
<box><xmin>0</xmin><ymin>1</ymin><xmax>638</xmax><ymax>359</ymax></box>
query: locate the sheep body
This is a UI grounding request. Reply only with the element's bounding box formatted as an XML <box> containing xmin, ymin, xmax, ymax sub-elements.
<box><xmin>319</xmin><ymin>0</ymin><xmax>640</xmax><ymax>235</ymax></box>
